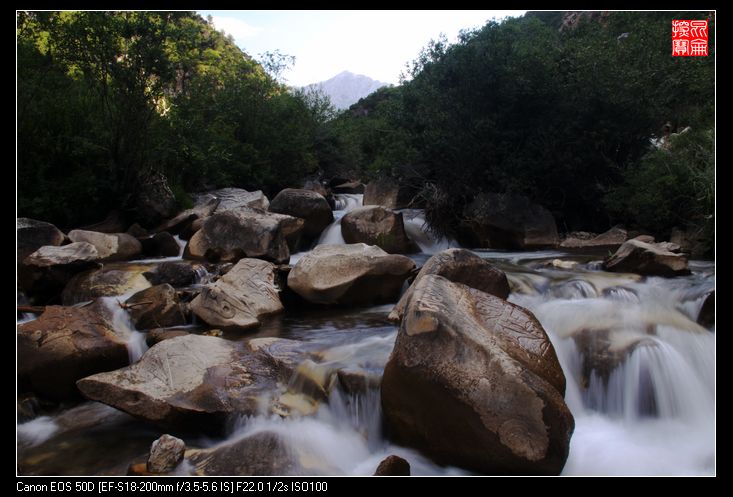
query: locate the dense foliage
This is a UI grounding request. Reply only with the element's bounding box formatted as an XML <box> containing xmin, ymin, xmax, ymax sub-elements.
<box><xmin>18</xmin><ymin>11</ymin><xmax>326</xmax><ymax>228</ymax></box>
<box><xmin>17</xmin><ymin>11</ymin><xmax>714</xmax><ymax>253</ymax></box>
<box><xmin>326</xmin><ymin>11</ymin><xmax>714</xmax><ymax>250</ymax></box>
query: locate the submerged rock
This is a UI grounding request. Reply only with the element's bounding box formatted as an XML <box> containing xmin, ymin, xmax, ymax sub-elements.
<box><xmin>381</xmin><ymin>275</ymin><xmax>573</xmax><ymax>475</ymax></box>
<box><xmin>287</xmin><ymin>244</ymin><xmax>415</xmax><ymax>305</ymax></box>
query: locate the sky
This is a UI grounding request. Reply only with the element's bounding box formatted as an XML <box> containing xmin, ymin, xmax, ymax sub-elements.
<box><xmin>198</xmin><ymin>10</ymin><xmax>526</xmax><ymax>87</ymax></box>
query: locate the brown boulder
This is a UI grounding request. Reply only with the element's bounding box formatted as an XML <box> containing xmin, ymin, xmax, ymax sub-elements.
<box><xmin>147</xmin><ymin>434</ymin><xmax>185</xmax><ymax>474</ymax></box>
<box><xmin>17</xmin><ymin>218</ymin><xmax>65</xmax><ymax>264</ymax></box>
<box><xmin>189</xmin><ymin>259</ymin><xmax>283</xmax><ymax>330</ymax></box>
<box><xmin>389</xmin><ymin>248</ymin><xmax>509</xmax><ymax>322</ymax></box>
<box><xmin>462</xmin><ymin>193</ymin><xmax>559</xmax><ymax>249</ymax></box>
<box><xmin>20</xmin><ymin>242</ymin><xmax>101</xmax><ymax>303</ymax></box>
<box><xmin>363</xmin><ymin>178</ymin><xmax>411</xmax><ymax>209</ymax></box>
<box><xmin>603</xmin><ymin>239</ymin><xmax>690</xmax><ymax>277</ymax></box>
<box><xmin>76</xmin><ymin>335</ymin><xmax>283</xmax><ymax>431</ymax></box>
<box><xmin>62</xmin><ymin>263</ymin><xmax>154</xmax><ymax>305</ymax></box>
<box><xmin>381</xmin><ymin>275</ymin><xmax>573</xmax><ymax>475</ymax></box>
<box><xmin>341</xmin><ymin>206</ymin><xmax>417</xmax><ymax>254</ymax></box>
<box><xmin>68</xmin><ymin>230</ymin><xmax>142</xmax><ymax>262</ymax></box>
<box><xmin>139</xmin><ymin>232</ymin><xmax>180</xmax><ymax>258</ymax></box>
<box><xmin>125</xmin><ymin>284</ymin><xmax>186</xmax><ymax>330</ymax></box>
<box><xmin>18</xmin><ymin>303</ymin><xmax>130</xmax><ymax>400</ymax></box>
<box><xmin>269</xmin><ymin>188</ymin><xmax>334</xmax><ymax>241</ymax></box>
<box><xmin>561</xmin><ymin>226</ymin><xmax>627</xmax><ymax>252</ymax></box>
<box><xmin>184</xmin><ymin>208</ymin><xmax>302</xmax><ymax>264</ymax></box>
<box><xmin>287</xmin><ymin>244</ymin><xmax>415</xmax><ymax>305</ymax></box>
<box><xmin>374</xmin><ymin>455</ymin><xmax>410</xmax><ymax>476</ymax></box>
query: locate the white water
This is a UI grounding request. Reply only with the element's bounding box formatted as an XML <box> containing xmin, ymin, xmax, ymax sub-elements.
<box><xmin>510</xmin><ymin>262</ymin><xmax>715</xmax><ymax>476</ymax></box>
<box><xmin>17</xmin><ymin>416</ymin><xmax>58</xmax><ymax>448</ymax></box>
<box><xmin>97</xmin><ymin>295</ymin><xmax>149</xmax><ymax>363</ymax></box>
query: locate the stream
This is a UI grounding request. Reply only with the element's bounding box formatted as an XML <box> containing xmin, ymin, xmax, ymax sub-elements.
<box><xmin>17</xmin><ymin>195</ymin><xmax>715</xmax><ymax>476</ymax></box>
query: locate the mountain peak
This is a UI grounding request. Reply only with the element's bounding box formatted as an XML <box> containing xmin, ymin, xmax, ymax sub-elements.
<box><xmin>304</xmin><ymin>72</ymin><xmax>389</xmax><ymax>110</ymax></box>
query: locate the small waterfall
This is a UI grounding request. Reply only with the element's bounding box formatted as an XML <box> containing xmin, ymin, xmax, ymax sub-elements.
<box><xmin>97</xmin><ymin>296</ymin><xmax>148</xmax><ymax>363</ymax></box>
<box><xmin>314</xmin><ymin>194</ymin><xmax>363</xmax><ymax>247</ymax></box>
<box><xmin>399</xmin><ymin>209</ymin><xmax>458</xmax><ymax>254</ymax></box>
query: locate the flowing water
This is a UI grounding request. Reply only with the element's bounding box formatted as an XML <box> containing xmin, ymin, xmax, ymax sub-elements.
<box><xmin>17</xmin><ymin>194</ymin><xmax>715</xmax><ymax>476</ymax></box>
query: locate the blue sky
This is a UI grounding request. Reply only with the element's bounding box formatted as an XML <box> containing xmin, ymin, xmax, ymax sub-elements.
<box><xmin>198</xmin><ymin>10</ymin><xmax>525</xmax><ymax>86</ymax></box>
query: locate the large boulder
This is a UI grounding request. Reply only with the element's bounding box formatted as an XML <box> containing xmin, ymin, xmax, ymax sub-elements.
<box><xmin>561</xmin><ymin>226</ymin><xmax>627</xmax><ymax>252</ymax></box>
<box><xmin>143</xmin><ymin>261</ymin><xmax>201</xmax><ymax>287</ymax></box>
<box><xmin>363</xmin><ymin>178</ymin><xmax>411</xmax><ymax>209</ymax></box>
<box><xmin>153</xmin><ymin>196</ymin><xmax>220</xmax><ymax>237</ymax></box>
<box><xmin>381</xmin><ymin>275</ymin><xmax>574</xmax><ymax>475</ymax></box>
<box><xmin>80</xmin><ymin>210</ymin><xmax>129</xmax><ymax>234</ymax></box>
<box><xmin>125</xmin><ymin>284</ymin><xmax>186</xmax><ymax>330</ymax></box>
<box><xmin>184</xmin><ymin>208</ymin><xmax>302</xmax><ymax>264</ymax></box>
<box><xmin>17</xmin><ymin>218</ymin><xmax>65</xmax><ymax>264</ymax></box>
<box><xmin>462</xmin><ymin>193</ymin><xmax>559</xmax><ymax>249</ymax></box>
<box><xmin>189</xmin><ymin>259</ymin><xmax>283</xmax><ymax>330</ymax></box>
<box><xmin>268</xmin><ymin>188</ymin><xmax>333</xmax><ymax>241</ymax></box>
<box><xmin>194</xmin><ymin>188</ymin><xmax>270</xmax><ymax>212</ymax></box>
<box><xmin>68</xmin><ymin>230</ymin><xmax>142</xmax><ymax>262</ymax></box>
<box><xmin>374</xmin><ymin>455</ymin><xmax>410</xmax><ymax>476</ymax></box>
<box><xmin>698</xmin><ymin>291</ymin><xmax>715</xmax><ymax>329</ymax></box>
<box><xmin>76</xmin><ymin>335</ymin><xmax>283</xmax><ymax>431</ymax></box>
<box><xmin>603</xmin><ymin>239</ymin><xmax>690</xmax><ymax>277</ymax></box>
<box><xmin>139</xmin><ymin>232</ymin><xmax>180</xmax><ymax>258</ymax></box>
<box><xmin>332</xmin><ymin>181</ymin><xmax>364</xmax><ymax>194</ymax></box>
<box><xmin>287</xmin><ymin>244</ymin><xmax>415</xmax><ymax>306</ymax></box>
<box><xmin>389</xmin><ymin>248</ymin><xmax>510</xmax><ymax>322</ymax></box>
<box><xmin>18</xmin><ymin>303</ymin><xmax>130</xmax><ymax>400</ymax></box>
<box><xmin>341</xmin><ymin>206</ymin><xmax>417</xmax><ymax>254</ymax></box>
<box><xmin>61</xmin><ymin>263</ymin><xmax>154</xmax><ymax>305</ymax></box>
<box><xmin>20</xmin><ymin>242</ymin><xmax>100</xmax><ymax>303</ymax></box>
<box><xmin>135</xmin><ymin>172</ymin><xmax>178</xmax><ymax>227</ymax></box>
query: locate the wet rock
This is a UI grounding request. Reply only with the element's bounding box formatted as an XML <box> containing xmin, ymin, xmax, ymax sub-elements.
<box><xmin>269</xmin><ymin>188</ymin><xmax>333</xmax><ymax>242</ymax></box>
<box><xmin>68</xmin><ymin>230</ymin><xmax>142</xmax><ymax>262</ymax></box>
<box><xmin>389</xmin><ymin>248</ymin><xmax>509</xmax><ymax>322</ymax></box>
<box><xmin>194</xmin><ymin>188</ymin><xmax>270</xmax><ymax>212</ymax></box>
<box><xmin>18</xmin><ymin>303</ymin><xmax>130</xmax><ymax>400</ymax></box>
<box><xmin>462</xmin><ymin>193</ymin><xmax>559</xmax><ymax>249</ymax></box>
<box><xmin>341</xmin><ymin>206</ymin><xmax>417</xmax><ymax>254</ymax></box>
<box><xmin>20</xmin><ymin>243</ymin><xmax>101</xmax><ymax>303</ymax></box>
<box><xmin>561</xmin><ymin>226</ymin><xmax>627</xmax><ymax>252</ymax></box>
<box><xmin>17</xmin><ymin>394</ymin><xmax>43</xmax><ymax>422</ymax></box>
<box><xmin>603</xmin><ymin>239</ymin><xmax>690</xmax><ymax>277</ymax></box>
<box><xmin>698</xmin><ymin>291</ymin><xmax>715</xmax><ymax>329</ymax></box>
<box><xmin>135</xmin><ymin>172</ymin><xmax>178</xmax><ymax>227</ymax></box>
<box><xmin>288</xmin><ymin>244</ymin><xmax>415</xmax><ymax>306</ymax></box>
<box><xmin>143</xmin><ymin>261</ymin><xmax>200</xmax><ymax>287</ymax></box>
<box><xmin>140</xmin><ymin>232</ymin><xmax>180</xmax><ymax>258</ymax></box>
<box><xmin>190</xmin><ymin>259</ymin><xmax>283</xmax><ymax>330</ymax></box>
<box><xmin>184</xmin><ymin>208</ymin><xmax>302</xmax><ymax>264</ymax></box>
<box><xmin>381</xmin><ymin>275</ymin><xmax>573</xmax><ymax>475</ymax></box>
<box><xmin>146</xmin><ymin>328</ymin><xmax>191</xmax><ymax>347</ymax></box>
<box><xmin>76</xmin><ymin>335</ymin><xmax>282</xmax><ymax>431</ymax></box>
<box><xmin>374</xmin><ymin>455</ymin><xmax>410</xmax><ymax>476</ymax></box>
<box><xmin>127</xmin><ymin>463</ymin><xmax>153</xmax><ymax>476</ymax></box>
<box><xmin>126</xmin><ymin>223</ymin><xmax>149</xmax><ymax>238</ymax></box>
<box><xmin>17</xmin><ymin>218</ymin><xmax>65</xmax><ymax>264</ymax></box>
<box><xmin>187</xmin><ymin>432</ymin><xmax>302</xmax><ymax>476</ymax></box>
<box><xmin>147</xmin><ymin>434</ymin><xmax>185</xmax><ymax>474</ymax></box>
<box><xmin>363</xmin><ymin>178</ymin><xmax>411</xmax><ymax>209</ymax></box>
<box><xmin>332</xmin><ymin>181</ymin><xmax>365</xmax><ymax>194</ymax></box>
<box><xmin>154</xmin><ymin>196</ymin><xmax>219</xmax><ymax>236</ymax></box>
<box><xmin>62</xmin><ymin>263</ymin><xmax>154</xmax><ymax>305</ymax></box>
<box><xmin>125</xmin><ymin>284</ymin><xmax>186</xmax><ymax>330</ymax></box>
<box><xmin>336</xmin><ymin>368</ymin><xmax>381</xmax><ymax>395</ymax></box>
